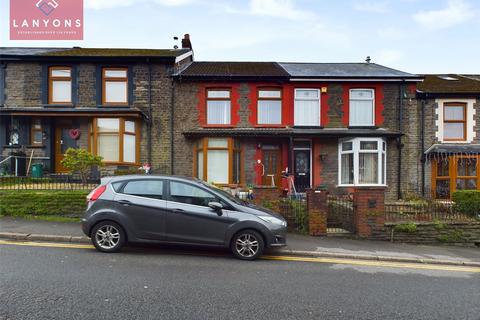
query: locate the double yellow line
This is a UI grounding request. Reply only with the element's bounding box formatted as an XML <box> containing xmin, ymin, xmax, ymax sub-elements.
<box><xmin>1</xmin><ymin>239</ymin><xmax>479</xmax><ymax>273</ymax></box>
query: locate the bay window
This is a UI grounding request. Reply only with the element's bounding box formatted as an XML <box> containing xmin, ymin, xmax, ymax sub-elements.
<box><xmin>207</xmin><ymin>90</ymin><xmax>231</xmax><ymax>125</ymax></box>
<box><xmin>258</xmin><ymin>89</ymin><xmax>282</xmax><ymax>125</ymax></box>
<box><xmin>432</xmin><ymin>156</ymin><xmax>479</xmax><ymax>199</ymax></box>
<box><xmin>443</xmin><ymin>103</ymin><xmax>466</xmax><ymax>141</ymax></box>
<box><xmin>91</xmin><ymin>118</ymin><xmax>138</xmax><ymax>164</ymax></box>
<box><xmin>294</xmin><ymin>89</ymin><xmax>320</xmax><ymax>126</ymax></box>
<box><xmin>195</xmin><ymin>138</ymin><xmax>241</xmax><ymax>185</ymax></box>
<box><xmin>349</xmin><ymin>89</ymin><xmax>375</xmax><ymax>126</ymax></box>
<box><xmin>49</xmin><ymin>66</ymin><xmax>72</xmax><ymax>104</ymax></box>
<box><xmin>103</xmin><ymin>68</ymin><xmax>128</xmax><ymax>105</ymax></box>
<box><xmin>339</xmin><ymin>138</ymin><xmax>386</xmax><ymax>186</ymax></box>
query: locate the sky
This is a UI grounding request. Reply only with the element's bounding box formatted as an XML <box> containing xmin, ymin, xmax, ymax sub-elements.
<box><xmin>0</xmin><ymin>0</ymin><xmax>479</xmax><ymax>74</ymax></box>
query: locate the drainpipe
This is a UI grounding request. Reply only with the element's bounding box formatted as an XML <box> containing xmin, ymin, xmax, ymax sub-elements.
<box><xmin>170</xmin><ymin>80</ymin><xmax>176</xmax><ymax>175</ymax></box>
<box><xmin>420</xmin><ymin>97</ymin><xmax>426</xmax><ymax>196</ymax></box>
<box><xmin>397</xmin><ymin>80</ymin><xmax>405</xmax><ymax>200</ymax></box>
<box><xmin>147</xmin><ymin>59</ymin><xmax>153</xmax><ymax>167</ymax></box>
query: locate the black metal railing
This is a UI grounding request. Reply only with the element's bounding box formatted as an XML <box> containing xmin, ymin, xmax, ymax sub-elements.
<box><xmin>385</xmin><ymin>200</ymin><xmax>476</xmax><ymax>223</ymax></box>
<box><xmin>0</xmin><ymin>175</ymin><xmax>99</xmax><ymax>191</ymax></box>
<box><xmin>277</xmin><ymin>198</ymin><xmax>308</xmax><ymax>234</ymax></box>
<box><xmin>327</xmin><ymin>194</ymin><xmax>355</xmax><ymax>233</ymax></box>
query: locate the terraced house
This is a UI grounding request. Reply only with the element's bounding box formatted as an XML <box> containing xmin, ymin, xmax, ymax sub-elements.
<box><xmin>172</xmin><ymin>61</ymin><xmax>422</xmax><ymax>200</ymax></box>
<box><xmin>0</xmin><ymin>38</ymin><xmax>193</xmax><ymax>176</ymax></box>
<box><xmin>415</xmin><ymin>74</ymin><xmax>480</xmax><ymax>199</ymax></box>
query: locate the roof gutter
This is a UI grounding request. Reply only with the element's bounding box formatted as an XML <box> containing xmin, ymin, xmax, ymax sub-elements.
<box><xmin>289</xmin><ymin>78</ymin><xmax>423</xmax><ymax>82</ymax></box>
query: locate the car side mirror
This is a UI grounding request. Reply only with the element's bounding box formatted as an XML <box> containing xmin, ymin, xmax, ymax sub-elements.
<box><xmin>208</xmin><ymin>202</ymin><xmax>223</xmax><ymax>216</ymax></box>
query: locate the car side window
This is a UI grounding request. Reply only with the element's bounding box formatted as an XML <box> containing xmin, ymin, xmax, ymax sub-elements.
<box><xmin>169</xmin><ymin>181</ymin><xmax>216</xmax><ymax>207</ymax></box>
<box><xmin>121</xmin><ymin>180</ymin><xmax>164</xmax><ymax>200</ymax></box>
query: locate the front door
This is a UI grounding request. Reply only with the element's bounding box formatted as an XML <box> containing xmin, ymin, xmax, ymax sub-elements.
<box><xmin>55</xmin><ymin>126</ymin><xmax>78</xmax><ymax>172</ymax></box>
<box><xmin>294</xmin><ymin>149</ymin><xmax>311</xmax><ymax>192</ymax></box>
<box><xmin>165</xmin><ymin>180</ymin><xmax>234</xmax><ymax>245</ymax></box>
<box><xmin>262</xmin><ymin>149</ymin><xmax>281</xmax><ymax>186</ymax></box>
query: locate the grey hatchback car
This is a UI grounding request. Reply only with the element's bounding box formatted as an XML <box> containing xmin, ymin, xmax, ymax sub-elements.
<box><xmin>82</xmin><ymin>175</ymin><xmax>287</xmax><ymax>260</ymax></box>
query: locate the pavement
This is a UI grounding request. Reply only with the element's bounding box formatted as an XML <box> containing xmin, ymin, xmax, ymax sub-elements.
<box><xmin>1</xmin><ymin>216</ymin><xmax>479</xmax><ymax>267</ymax></box>
<box><xmin>1</xmin><ymin>241</ymin><xmax>479</xmax><ymax>320</ymax></box>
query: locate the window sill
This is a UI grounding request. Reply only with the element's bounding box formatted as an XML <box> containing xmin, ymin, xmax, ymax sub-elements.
<box><xmin>254</xmin><ymin>125</ymin><xmax>286</xmax><ymax>128</ymax></box>
<box><xmin>43</xmin><ymin>104</ymin><xmax>74</xmax><ymax>108</ymax></box>
<box><xmin>292</xmin><ymin>125</ymin><xmax>324</xmax><ymax>129</ymax></box>
<box><xmin>98</xmin><ymin>105</ymin><xmax>131</xmax><ymax>108</ymax></box>
<box><xmin>338</xmin><ymin>184</ymin><xmax>387</xmax><ymax>188</ymax></box>
<box><xmin>26</xmin><ymin>145</ymin><xmax>46</xmax><ymax>149</ymax></box>
<box><xmin>202</xmin><ymin>125</ymin><xmax>235</xmax><ymax>128</ymax></box>
<box><xmin>348</xmin><ymin>126</ymin><xmax>378</xmax><ymax>129</ymax></box>
<box><xmin>102</xmin><ymin>161</ymin><xmax>141</xmax><ymax>166</ymax></box>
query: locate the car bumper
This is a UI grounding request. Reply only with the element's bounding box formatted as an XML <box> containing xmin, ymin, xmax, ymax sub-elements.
<box><xmin>81</xmin><ymin>218</ymin><xmax>91</xmax><ymax>238</ymax></box>
<box><xmin>266</xmin><ymin>225</ymin><xmax>287</xmax><ymax>247</ymax></box>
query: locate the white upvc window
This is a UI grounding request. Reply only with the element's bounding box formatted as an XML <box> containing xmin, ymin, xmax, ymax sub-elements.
<box><xmin>338</xmin><ymin>138</ymin><xmax>386</xmax><ymax>186</ymax></box>
<box><xmin>349</xmin><ymin>89</ymin><xmax>375</xmax><ymax>126</ymax></box>
<box><xmin>207</xmin><ymin>90</ymin><xmax>231</xmax><ymax>125</ymax></box>
<box><xmin>294</xmin><ymin>89</ymin><xmax>320</xmax><ymax>126</ymax></box>
<box><xmin>257</xmin><ymin>89</ymin><xmax>282</xmax><ymax>125</ymax></box>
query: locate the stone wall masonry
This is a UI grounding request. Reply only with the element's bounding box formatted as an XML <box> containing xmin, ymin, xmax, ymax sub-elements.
<box><xmin>307</xmin><ymin>189</ymin><xmax>327</xmax><ymax>236</ymax></box>
<box><xmin>371</xmin><ymin>222</ymin><xmax>480</xmax><ymax>246</ymax></box>
<box><xmin>5</xmin><ymin>62</ymin><xmax>42</xmax><ymax>107</ymax></box>
<box><xmin>353</xmin><ymin>187</ymin><xmax>386</xmax><ymax>238</ymax></box>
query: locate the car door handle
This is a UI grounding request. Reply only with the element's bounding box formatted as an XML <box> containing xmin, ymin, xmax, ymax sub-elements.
<box><xmin>119</xmin><ymin>200</ymin><xmax>131</xmax><ymax>206</ymax></box>
<box><xmin>172</xmin><ymin>208</ymin><xmax>185</xmax><ymax>213</ymax></box>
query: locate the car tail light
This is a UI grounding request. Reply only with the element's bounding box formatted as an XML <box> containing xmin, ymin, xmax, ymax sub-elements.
<box><xmin>87</xmin><ymin>185</ymin><xmax>107</xmax><ymax>202</ymax></box>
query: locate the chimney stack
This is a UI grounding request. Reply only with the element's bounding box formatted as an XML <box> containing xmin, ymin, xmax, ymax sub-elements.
<box><xmin>181</xmin><ymin>34</ymin><xmax>192</xmax><ymax>50</ymax></box>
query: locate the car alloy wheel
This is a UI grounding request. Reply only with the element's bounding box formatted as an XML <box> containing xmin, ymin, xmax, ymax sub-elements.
<box><xmin>96</xmin><ymin>225</ymin><xmax>120</xmax><ymax>250</ymax></box>
<box><xmin>91</xmin><ymin>221</ymin><xmax>126</xmax><ymax>253</ymax></box>
<box><xmin>232</xmin><ymin>230</ymin><xmax>264</xmax><ymax>260</ymax></box>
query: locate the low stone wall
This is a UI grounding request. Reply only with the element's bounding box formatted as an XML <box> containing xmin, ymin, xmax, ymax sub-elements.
<box><xmin>371</xmin><ymin>222</ymin><xmax>480</xmax><ymax>246</ymax></box>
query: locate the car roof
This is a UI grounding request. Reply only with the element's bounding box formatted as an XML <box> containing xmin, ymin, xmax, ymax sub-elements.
<box><xmin>104</xmin><ymin>174</ymin><xmax>199</xmax><ymax>183</ymax></box>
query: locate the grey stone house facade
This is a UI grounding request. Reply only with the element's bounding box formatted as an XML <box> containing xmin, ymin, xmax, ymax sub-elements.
<box><xmin>172</xmin><ymin>62</ymin><xmax>421</xmax><ymax>200</ymax></box>
<box><xmin>414</xmin><ymin>75</ymin><xmax>480</xmax><ymax>199</ymax></box>
<box><xmin>0</xmin><ymin>41</ymin><xmax>193</xmax><ymax>176</ymax></box>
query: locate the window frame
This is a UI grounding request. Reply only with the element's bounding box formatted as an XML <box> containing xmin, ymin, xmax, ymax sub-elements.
<box><xmin>194</xmin><ymin>137</ymin><xmax>243</xmax><ymax>185</ymax></box>
<box><xmin>206</xmin><ymin>88</ymin><xmax>232</xmax><ymax>126</ymax></box>
<box><xmin>338</xmin><ymin>137</ymin><xmax>386</xmax><ymax>187</ymax></box>
<box><xmin>257</xmin><ymin>87</ymin><xmax>283</xmax><ymax>126</ymax></box>
<box><xmin>432</xmin><ymin>155</ymin><xmax>480</xmax><ymax>199</ymax></box>
<box><xmin>102</xmin><ymin>67</ymin><xmax>129</xmax><ymax>106</ymax></box>
<box><xmin>30</xmin><ymin>118</ymin><xmax>43</xmax><ymax>146</ymax></box>
<box><xmin>48</xmin><ymin>66</ymin><xmax>72</xmax><ymax>105</ymax></box>
<box><xmin>294</xmin><ymin>88</ymin><xmax>321</xmax><ymax>127</ymax></box>
<box><xmin>90</xmin><ymin>117</ymin><xmax>140</xmax><ymax>165</ymax></box>
<box><xmin>349</xmin><ymin>88</ymin><xmax>375</xmax><ymax>127</ymax></box>
<box><xmin>443</xmin><ymin>102</ymin><xmax>467</xmax><ymax>141</ymax></box>
<box><xmin>167</xmin><ymin>180</ymin><xmax>220</xmax><ymax>208</ymax></box>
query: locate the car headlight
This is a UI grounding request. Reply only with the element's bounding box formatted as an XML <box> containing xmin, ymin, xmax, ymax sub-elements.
<box><xmin>258</xmin><ymin>216</ymin><xmax>287</xmax><ymax>227</ymax></box>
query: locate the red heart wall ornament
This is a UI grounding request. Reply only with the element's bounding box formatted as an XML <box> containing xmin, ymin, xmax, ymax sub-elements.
<box><xmin>69</xmin><ymin>129</ymin><xmax>81</xmax><ymax>140</ymax></box>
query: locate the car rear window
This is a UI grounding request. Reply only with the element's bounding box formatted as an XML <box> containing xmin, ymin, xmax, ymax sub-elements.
<box><xmin>121</xmin><ymin>180</ymin><xmax>164</xmax><ymax>200</ymax></box>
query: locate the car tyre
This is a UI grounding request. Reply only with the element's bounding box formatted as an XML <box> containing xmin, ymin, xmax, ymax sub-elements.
<box><xmin>231</xmin><ymin>230</ymin><xmax>264</xmax><ymax>261</ymax></box>
<box><xmin>91</xmin><ymin>221</ymin><xmax>126</xmax><ymax>253</ymax></box>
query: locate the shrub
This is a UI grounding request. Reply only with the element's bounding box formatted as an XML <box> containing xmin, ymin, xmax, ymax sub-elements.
<box><xmin>394</xmin><ymin>222</ymin><xmax>417</xmax><ymax>233</ymax></box>
<box><xmin>0</xmin><ymin>190</ymin><xmax>89</xmax><ymax>217</ymax></box>
<box><xmin>452</xmin><ymin>190</ymin><xmax>480</xmax><ymax>218</ymax></box>
<box><xmin>61</xmin><ymin>148</ymin><xmax>103</xmax><ymax>184</ymax></box>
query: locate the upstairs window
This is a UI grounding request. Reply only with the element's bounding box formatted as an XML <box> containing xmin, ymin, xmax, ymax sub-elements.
<box><xmin>294</xmin><ymin>89</ymin><xmax>320</xmax><ymax>126</ymax></box>
<box><xmin>49</xmin><ymin>67</ymin><xmax>72</xmax><ymax>104</ymax></box>
<box><xmin>257</xmin><ymin>89</ymin><xmax>282</xmax><ymax>125</ymax></box>
<box><xmin>349</xmin><ymin>89</ymin><xmax>375</xmax><ymax>126</ymax></box>
<box><xmin>206</xmin><ymin>90</ymin><xmax>231</xmax><ymax>125</ymax></box>
<box><xmin>103</xmin><ymin>68</ymin><xmax>128</xmax><ymax>106</ymax></box>
<box><xmin>443</xmin><ymin>103</ymin><xmax>466</xmax><ymax>141</ymax></box>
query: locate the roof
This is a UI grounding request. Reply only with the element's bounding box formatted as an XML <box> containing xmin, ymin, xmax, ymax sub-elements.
<box><xmin>417</xmin><ymin>74</ymin><xmax>480</xmax><ymax>94</ymax></box>
<box><xmin>0</xmin><ymin>47</ymin><xmax>191</xmax><ymax>58</ymax></box>
<box><xmin>279</xmin><ymin>62</ymin><xmax>420</xmax><ymax>80</ymax></box>
<box><xmin>183</xmin><ymin>127</ymin><xmax>401</xmax><ymax>138</ymax></box>
<box><xmin>175</xmin><ymin>62</ymin><xmax>290</xmax><ymax>79</ymax></box>
<box><xmin>425</xmin><ymin>144</ymin><xmax>480</xmax><ymax>155</ymax></box>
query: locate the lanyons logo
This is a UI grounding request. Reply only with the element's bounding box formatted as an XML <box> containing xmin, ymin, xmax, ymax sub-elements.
<box><xmin>36</xmin><ymin>0</ymin><xmax>59</xmax><ymax>16</ymax></box>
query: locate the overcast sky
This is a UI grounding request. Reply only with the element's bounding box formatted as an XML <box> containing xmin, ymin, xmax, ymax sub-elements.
<box><xmin>1</xmin><ymin>0</ymin><xmax>479</xmax><ymax>74</ymax></box>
